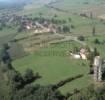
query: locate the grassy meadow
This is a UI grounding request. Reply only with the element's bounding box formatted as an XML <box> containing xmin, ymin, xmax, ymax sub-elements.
<box><xmin>13</xmin><ymin>41</ymin><xmax>92</xmax><ymax>94</ymax></box>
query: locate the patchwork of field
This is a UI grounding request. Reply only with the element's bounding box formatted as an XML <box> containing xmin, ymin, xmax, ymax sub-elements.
<box><xmin>49</xmin><ymin>0</ymin><xmax>105</xmax><ymax>17</ymax></box>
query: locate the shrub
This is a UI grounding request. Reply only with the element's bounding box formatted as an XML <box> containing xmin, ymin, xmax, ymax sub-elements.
<box><xmin>77</xmin><ymin>36</ymin><xmax>85</xmax><ymax>41</ymax></box>
<box><xmin>71</xmin><ymin>25</ymin><xmax>75</xmax><ymax>29</ymax></box>
<box><xmin>23</xmin><ymin>69</ymin><xmax>35</xmax><ymax>83</ymax></box>
<box><xmin>94</xmin><ymin>38</ymin><xmax>100</xmax><ymax>44</ymax></box>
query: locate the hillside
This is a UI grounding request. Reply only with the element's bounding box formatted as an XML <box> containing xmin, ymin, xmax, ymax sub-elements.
<box><xmin>47</xmin><ymin>0</ymin><xmax>105</xmax><ymax>17</ymax></box>
<box><xmin>0</xmin><ymin>0</ymin><xmax>105</xmax><ymax>100</ymax></box>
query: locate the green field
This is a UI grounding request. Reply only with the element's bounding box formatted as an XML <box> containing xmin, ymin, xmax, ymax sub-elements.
<box><xmin>50</xmin><ymin>0</ymin><xmax>104</xmax><ymax>11</ymax></box>
<box><xmin>13</xmin><ymin>41</ymin><xmax>92</xmax><ymax>94</ymax></box>
<box><xmin>17</xmin><ymin>4</ymin><xmax>105</xmax><ymax>37</ymax></box>
<box><xmin>86</xmin><ymin>35</ymin><xmax>105</xmax><ymax>58</ymax></box>
<box><xmin>12</xmin><ymin>35</ymin><xmax>105</xmax><ymax>94</ymax></box>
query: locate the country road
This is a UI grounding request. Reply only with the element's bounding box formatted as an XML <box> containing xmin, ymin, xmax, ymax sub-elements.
<box><xmin>49</xmin><ymin>33</ymin><xmax>86</xmax><ymax>46</ymax></box>
<box><xmin>33</xmin><ymin>22</ymin><xmax>87</xmax><ymax>46</ymax></box>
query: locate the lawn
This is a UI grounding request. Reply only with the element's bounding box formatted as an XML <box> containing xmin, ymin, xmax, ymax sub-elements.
<box><xmin>13</xmin><ymin>41</ymin><xmax>92</xmax><ymax>94</ymax></box>
<box><xmin>0</xmin><ymin>27</ymin><xmax>17</xmax><ymax>37</ymax></box>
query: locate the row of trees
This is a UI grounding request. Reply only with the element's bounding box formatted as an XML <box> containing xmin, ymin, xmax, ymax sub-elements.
<box><xmin>57</xmin><ymin>25</ymin><xmax>71</xmax><ymax>33</ymax></box>
<box><xmin>70</xmin><ymin>84</ymin><xmax>105</xmax><ymax>100</ymax></box>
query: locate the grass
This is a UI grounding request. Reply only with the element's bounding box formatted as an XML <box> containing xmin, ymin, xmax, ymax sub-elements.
<box><xmin>13</xmin><ymin>41</ymin><xmax>92</xmax><ymax>94</ymax></box>
<box><xmin>0</xmin><ymin>27</ymin><xmax>17</xmax><ymax>37</ymax></box>
<box><xmin>13</xmin><ymin>34</ymin><xmax>105</xmax><ymax>94</ymax></box>
<box><xmin>51</xmin><ymin>0</ymin><xmax>104</xmax><ymax>10</ymax></box>
<box><xmin>0</xmin><ymin>68</ymin><xmax>11</xmax><ymax>99</ymax></box>
<box><xmin>20</xmin><ymin>4</ymin><xmax>105</xmax><ymax>36</ymax></box>
<box><xmin>86</xmin><ymin>35</ymin><xmax>105</xmax><ymax>58</ymax></box>
<box><xmin>1</xmin><ymin>0</ymin><xmax>105</xmax><ymax>41</ymax></box>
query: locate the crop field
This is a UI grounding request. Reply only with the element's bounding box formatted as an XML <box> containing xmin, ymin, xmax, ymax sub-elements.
<box><xmin>49</xmin><ymin>0</ymin><xmax>105</xmax><ymax>16</ymax></box>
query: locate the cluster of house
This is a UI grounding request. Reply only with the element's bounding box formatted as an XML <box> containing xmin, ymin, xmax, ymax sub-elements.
<box><xmin>22</xmin><ymin>19</ymin><xmax>57</xmax><ymax>34</ymax></box>
<box><xmin>0</xmin><ymin>14</ymin><xmax>26</xmax><ymax>28</ymax></box>
<box><xmin>69</xmin><ymin>47</ymin><xmax>103</xmax><ymax>82</ymax></box>
<box><xmin>0</xmin><ymin>14</ymin><xmax>20</xmax><ymax>23</ymax></box>
<box><xmin>69</xmin><ymin>47</ymin><xmax>88</xmax><ymax>60</ymax></box>
<box><xmin>0</xmin><ymin>13</ymin><xmax>57</xmax><ymax>34</ymax></box>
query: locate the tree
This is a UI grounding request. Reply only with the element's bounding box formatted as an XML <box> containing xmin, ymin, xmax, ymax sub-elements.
<box><xmin>71</xmin><ymin>24</ymin><xmax>75</xmax><ymax>29</ymax></box>
<box><xmin>68</xmin><ymin>18</ymin><xmax>72</xmax><ymax>22</ymax></box>
<box><xmin>93</xmin><ymin>47</ymin><xmax>98</xmax><ymax>57</ymax></box>
<box><xmin>57</xmin><ymin>26</ymin><xmax>62</xmax><ymax>33</ymax></box>
<box><xmin>54</xmin><ymin>14</ymin><xmax>58</xmax><ymax>18</ymax></box>
<box><xmin>62</xmin><ymin>25</ymin><xmax>70</xmax><ymax>33</ymax></box>
<box><xmin>39</xmin><ymin>12</ymin><xmax>43</xmax><ymax>18</ymax></box>
<box><xmin>77</xmin><ymin>36</ymin><xmax>85</xmax><ymax>41</ymax></box>
<box><xmin>3</xmin><ymin>43</ymin><xmax>10</xmax><ymax>50</ymax></box>
<box><xmin>87</xmin><ymin>50</ymin><xmax>94</xmax><ymax>74</ymax></box>
<box><xmin>8</xmin><ymin>70</ymin><xmax>24</xmax><ymax>90</ymax></box>
<box><xmin>94</xmin><ymin>38</ymin><xmax>100</xmax><ymax>44</ymax></box>
<box><xmin>73</xmin><ymin>47</ymin><xmax>79</xmax><ymax>53</ymax></box>
<box><xmin>90</xmin><ymin>12</ymin><xmax>93</xmax><ymax>19</ymax></box>
<box><xmin>13</xmin><ymin>85</ymin><xmax>64</xmax><ymax>100</ymax></box>
<box><xmin>92</xmin><ymin>26</ymin><xmax>96</xmax><ymax>36</ymax></box>
<box><xmin>0</xmin><ymin>27</ymin><xmax>3</xmax><ymax>31</ymax></box>
<box><xmin>23</xmin><ymin>69</ymin><xmax>35</xmax><ymax>83</ymax></box>
<box><xmin>0</xmin><ymin>43</ymin><xmax>11</xmax><ymax>64</ymax></box>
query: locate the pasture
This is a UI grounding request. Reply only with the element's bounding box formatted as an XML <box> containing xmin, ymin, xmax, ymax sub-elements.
<box><xmin>12</xmin><ymin>35</ymin><xmax>105</xmax><ymax>94</ymax></box>
<box><xmin>13</xmin><ymin>41</ymin><xmax>92</xmax><ymax>94</ymax></box>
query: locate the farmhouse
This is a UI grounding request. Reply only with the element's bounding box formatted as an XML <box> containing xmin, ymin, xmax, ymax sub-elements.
<box><xmin>97</xmin><ymin>15</ymin><xmax>105</xmax><ymax>20</ymax></box>
<box><xmin>70</xmin><ymin>48</ymin><xmax>88</xmax><ymax>60</ymax></box>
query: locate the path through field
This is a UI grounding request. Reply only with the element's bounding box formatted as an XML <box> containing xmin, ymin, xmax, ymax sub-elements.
<box><xmin>49</xmin><ymin>33</ymin><xmax>86</xmax><ymax>46</ymax></box>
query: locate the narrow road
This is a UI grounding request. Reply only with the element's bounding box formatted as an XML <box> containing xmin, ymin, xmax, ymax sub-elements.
<box><xmin>49</xmin><ymin>33</ymin><xmax>86</xmax><ymax>46</ymax></box>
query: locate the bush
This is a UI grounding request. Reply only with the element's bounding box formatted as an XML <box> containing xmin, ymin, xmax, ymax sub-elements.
<box><xmin>94</xmin><ymin>38</ymin><xmax>100</xmax><ymax>44</ymax></box>
<box><xmin>0</xmin><ymin>27</ymin><xmax>3</xmax><ymax>30</ymax></box>
<box><xmin>71</xmin><ymin>25</ymin><xmax>75</xmax><ymax>29</ymax></box>
<box><xmin>62</xmin><ymin>25</ymin><xmax>70</xmax><ymax>33</ymax></box>
<box><xmin>23</xmin><ymin>69</ymin><xmax>35</xmax><ymax>83</ymax></box>
<box><xmin>77</xmin><ymin>36</ymin><xmax>85</xmax><ymax>41</ymax></box>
